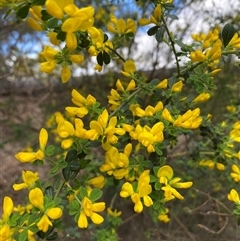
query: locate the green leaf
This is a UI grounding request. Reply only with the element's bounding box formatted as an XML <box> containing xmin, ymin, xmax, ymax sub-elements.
<box><xmin>57</xmin><ymin>31</ymin><xmax>66</xmax><ymax>41</ymax></box>
<box><xmin>47</xmin><ymin>19</ymin><xmax>59</xmax><ymax>29</ymax></box>
<box><xmin>32</xmin><ymin>0</ymin><xmax>46</xmax><ymax>4</ymax></box>
<box><xmin>103</xmin><ymin>33</ymin><xmax>108</xmax><ymax>43</ymax></box>
<box><xmin>222</xmin><ymin>23</ymin><xmax>236</xmax><ymax>47</ymax></box>
<box><xmin>79</xmin><ymin>187</ymin><xmax>88</xmax><ymax>200</ymax></box>
<box><xmin>46</xmin><ymin>232</ymin><xmax>58</xmax><ymax>240</ymax></box>
<box><xmin>19</xmin><ymin>229</ymin><xmax>28</xmax><ymax>241</ymax></box>
<box><xmin>147</xmin><ymin>26</ymin><xmax>159</xmax><ymax>36</ymax></box>
<box><xmin>65</xmin><ymin>149</ymin><xmax>78</xmax><ymax>163</ymax></box>
<box><xmin>89</xmin><ymin>188</ymin><xmax>103</xmax><ymax>202</ymax></box>
<box><xmin>97</xmin><ymin>52</ymin><xmax>103</xmax><ymax>66</ymax></box>
<box><xmin>62</xmin><ymin>166</ymin><xmax>71</xmax><ymax>181</ymax></box>
<box><xmin>102</xmin><ymin>51</ymin><xmax>111</xmax><ymax>65</ymax></box>
<box><xmin>17</xmin><ymin>5</ymin><xmax>30</xmax><ymax>19</ymax></box>
<box><xmin>162</xmin><ymin>3</ymin><xmax>175</xmax><ymax>10</ymax></box>
<box><xmin>45</xmin><ymin>186</ymin><xmax>54</xmax><ymax>199</ymax></box>
<box><xmin>165</xmin><ymin>13</ymin><xmax>179</xmax><ymax>20</ymax></box>
<box><xmin>79</xmin><ymin>159</ymin><xmax>91</xmax><ymax>169</ymax></box>
<box><xmin>3</xmin><ymin>8</ymin><xmax>12</xmax><ymax>20</ymax></box>
<box><xmin>154</xmin><ymin>181</ymin><xmax>161</xmax><ymax>191</ymax></box>
<box><xmin>149</xmin><ymin>78</ymin><xmax>160</xmax><ymax>86</ymax></box>
<box><xmin>41</xmin><ymin>9</ymin><xmax>53</xmax><ymax>21</ymax></box>
<box><xmin>45</xmin><ymin>145</ymin><xmax>55</xmax><ymax>156</ymax></box>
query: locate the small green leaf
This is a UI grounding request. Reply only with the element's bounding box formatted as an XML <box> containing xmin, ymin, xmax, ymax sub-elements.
<box><xmin>147</xmin><ymin>26</ymin><xmax>159</xmax><ymax>36</ymax></box>
<box><xmin>79</xmin><ymin>159</ymin><xmax>91</xmax><ymax>169</ymax></box>
<box><xmin>102</xmin><ymin>51</ymin><xmax>111</xmax><ymax>65</ymax></box>
<box><xmin>103</xmin><ymin>33</ymin><xmax>108</xmax><ymax>43</ymax></box>
<box><xmin>46</xmin><ymin>232</ymin><xmax>58</xmax><ymax>240</ymax></box>
<box><xmin>32</xmin><ymin>0</ymin><xmax>46</xmax><ymax>4</ymax></box>
<box><xmin>57</xmin><ymin>31</ymin><xmax>66</xmax><ymax>41</ymax></box>
<box><xmin>47</xmin><ymin>19</ymin><xmax>59</xmax><ymax>29</ymax></box>
<box><xmin>45</xmin><ymin>186</ymin><xmax>54</xmax><ymax>199</ymax></box>
<box><xmin>79</xmin><ymin>187</ymin><xmax>88</xmax><ymax>200</ymax></box>
<box><xmin>222</xmin><ymin>23</ymin><xmax>236</xmax><ymax>47</ymax></box>
<box><xmin>19</xmin><ymin>229</ymin><xmax>28</xmax><ymax>241</ymax></box>
<box><xmin>65</xmin><ymin>149</ymin><xmax>78</xmax><ymax>163</ymax></box>
<box><xmin>41</xmin><ymin>9</ymin><xmax>53</xmax><ymax>21</ymax></box>
<box><xmin>17</xmin><ymin>5</ymin><xmax>30</xmax><ymax>19</ymax></box>
<box><xmin>97</xmin><ymin>52</ymin><xmax>103</xmax><ymax>66</ymax></box>
<box><xmin>3</xmin><ymin>8</ymin><xmax>12</xmax><ymax>20</ymax></box>
<box><xmin>89</xmin><ymin>188</ymin><xmax>103</xmax><ymax>202</ymax></box>
<box><xmin>165</xmin><ymin>13</ymin><xmax>179</xmax><ymax>20</ymax></box>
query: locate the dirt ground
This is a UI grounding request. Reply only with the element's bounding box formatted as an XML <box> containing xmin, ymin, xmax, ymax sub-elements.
<box><xmin>1</xmin><ymin>89</ymin><xmax>240</xmax><ymax>241</ymax></box>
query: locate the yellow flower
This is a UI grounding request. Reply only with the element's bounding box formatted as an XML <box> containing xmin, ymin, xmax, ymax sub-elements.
<box><xmin>29</xmin><ymin>188</ymin><xmax>44</xmax><ymax>210</ymax></box>
<box><xmin>13</xmin><ymin>170</ymin><xmax>39</xmax><ymax>191</ymax></box>
<box><xmin>66</xmin><ymin>89</ymin><xmax>96</xmax><ymax>118</ymax></box>
<box><xmin>107</xmin><ymin>208</ymin><xmax>122</xmax><ymax>217</ymax></box>
<box><xmin>107</xmin><ymin>15</ymin><xmax>136</xmax><ymax>34</ymax></box>
<box><xmin>227</xmin><ymin>32</ymin><xmax>240</xmax><ymax>49</ymax></box>
<box><xmin>132</xmin><ymin>122</ymin><xmax>164</xmax><ymax>153</ymax></box>
<box><xmin>100</xmin><ymin>144</ymin><xmax>132</xmax><ymax>179</ymax></box>
<box><xmin>120</xmin><ymin>170</ymin><xmax>153</xmax><ymax>213</ymax></box>
<box><xmin>78</xmin><ymin>197</ymin><xmax>105</xmax><ymax>228</ymax></box>
<box><xmin>88</xmin><ymin>176</ymin><xmax>105</xmax><ymax>188</ymax></box>
<box><xmin>15</xmin><ymin>128</ymin><xmax>48</xmax><ymax>163</ymax></box>
<box><xmin>199</xmin><ymin>159</ymin><xmax>225</xmax><ymax>171</ymax></box>
<box><xmin>121</xmin><ymin>60</ymin><xmax>136</xmax><ymax>77</ymax></box>
<box><xmin>227</xmin><ymin>189</ymin><xmax>240</xmax><ymax>204</ymax></box>
<box><xmin>171</xmin><ymin>80</ymin><xmax>184</xmax><ymax>92</ymax></box>
<box><xmin>193</xmin><ymin>93</ymin><xmax>211</xmax><ymax>103</ymax></box>
<box><xmin>87</xmin><ymin>109</ymin><xmax>125</xmax><ymax>145</ymax></box>
<box><xmin>156</xmin><ymin>78</ymin><xmax>168</xmax><ymax>89</ymax></box>
<box><xmin>173</xmin><ymin>108</ymin><xmax>202</xmax><ymax>129</ymax></box>
<box><xmin>2</xmin><ymin>196</ymin><xmax>13</xmax><ymax>222</ymax></box>
<box><xmin>27</xmin><ymin>6</ymin><xmax>43</xmax><ymax>31</ymax></box>
<box><xmin>61</xmin><ymin>66</ymin><xmax>71</xmax><ymax>83</ymax></box>
<box><xmin>162</xmin><ymin>108</ymin><xmax>174</xmax><ymax>123</ymax></box>
<box><xmin>230</xmin><ymin>164</ymin><xmax>240</xmax><ymax>182</ymax></box>
<box><xmin>157</xmin><ymin>165</ymin><xmax>193</xmax><ymax>200</ymax></box>
<box><xmin>158</xmin><ymin>208</ymin><xmax>170</xmax><ymax>223</ymax></box>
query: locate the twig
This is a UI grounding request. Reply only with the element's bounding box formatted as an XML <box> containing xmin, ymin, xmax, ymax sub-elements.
<box><xmin>171</xmin><ymin>212</ymin><xmax>197</xmax><ymax>241</ymax></box>
<box><xmin>197</xmin><ymin>217</ymin><xmax>228</xmax><ymax>234</ymax></box>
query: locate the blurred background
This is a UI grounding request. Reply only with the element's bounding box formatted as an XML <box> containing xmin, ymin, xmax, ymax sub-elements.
<box><xmin>0</xmin><ymin>0</ymin><xmax>240</xmax><ymax>240</ymax></box>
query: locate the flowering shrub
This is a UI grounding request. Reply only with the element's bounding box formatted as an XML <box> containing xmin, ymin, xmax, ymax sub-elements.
<box><xmin>0</xmin><ymin>0</ymin><xmax>240</xmax><ymax>240</ymax></box>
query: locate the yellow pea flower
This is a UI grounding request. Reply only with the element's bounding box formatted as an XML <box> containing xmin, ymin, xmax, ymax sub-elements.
<box><xmin>157</xmin><ymin>165</ymin><xmax>193</xmax><ymax>200</ymax></box>
<box><xmin>171</xmin><ymin>80</ymin><xmax>184</xmax><ymax>92</ymax></box>
<box><xmin>120</xmin><ymin>170</ymin><xmax>153</xmax><ymax>213</ymax></box>
<box><xmin>88</xmin><ymin>175</ymin><xmax>105</xmax><ymax>188</ymax></box>
<box><xmin>15</xmin><ymin>128</ymin><xmax>48</xmax><ymax>163</ymax></box>
<box><xmin>29</xmin><ymin>187</ymin><xmax>44</xmax><ymax>210</ymax></box>
<box><xmin>78</xmin><ymin>197</ymin><xmax>105</xmax><ymax>228</ymax></box>
<box><xmin>193</xmin><ymin>93</ymin><xmax>211</xmax><ymax>103</ymax></box>
<box><xmin>156</xmin><ymin>78</ymin><xmax>168</xmax><ymax>89</ymax></box>
<box><xmin>228</xmin><ymin>189</ymin><xmax>240</xmax><ymax>204</ymax></box>
<box><xmin>47</xmin><ymin>32</ymin><xmax>60</xmax><ymax>45</ymax></box>
<box><xmin>61</xmin><ymin>66</ymin><xmax>71</xmax><ymax>83</ymax></box>
<box><xmin>13</xmin><ymin>170</ymin><xmax>39</xmax><ymax>191</ymax></box>
<box><xmin>2</xmin><ymin>196</ymin><xmax>14</xmax><ymax>222</ymax></box>
<box><xmin>230</xmin><ymin>164</ymin><xmax>240</xmax><ymax>182</ymax></box>
<box><xmin>121</xmin><ymin>60</ymin><xmax>136</xmax><ymax>77</ymax></box>
<box><xmin>162</xmin><ymin>108</ymin><xmax>174</xmax><ymax>123</ymax></box>
<box><xmin>107</xmin><ymin>208</ymin><xmax>122</xmax><ymax>217</ymax></box>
